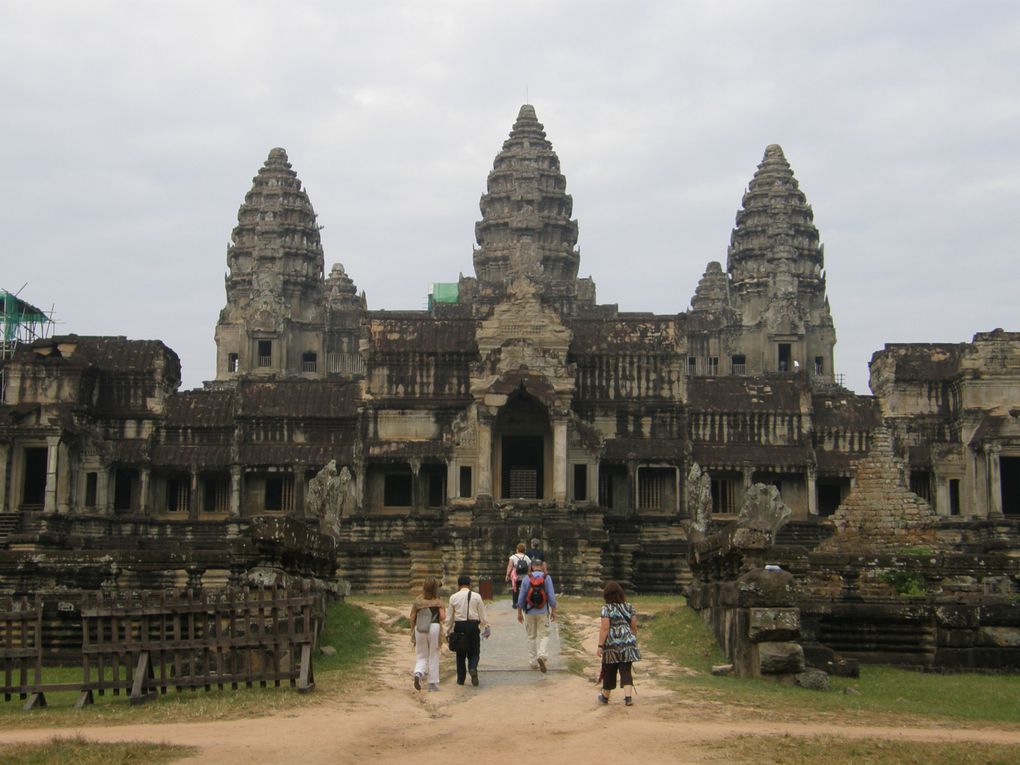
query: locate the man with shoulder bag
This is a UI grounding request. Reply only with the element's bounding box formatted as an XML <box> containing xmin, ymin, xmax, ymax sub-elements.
<box><xmin>445</xmin><ymin>575</ymin><xmax>490</xmax><ymax>686</ymax></box>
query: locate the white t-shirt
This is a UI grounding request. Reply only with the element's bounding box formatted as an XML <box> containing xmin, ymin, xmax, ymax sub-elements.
<box><xmin>509</xmin><ymin>553</ymin><xmax>531</xmax><ymax>579</ymax></box>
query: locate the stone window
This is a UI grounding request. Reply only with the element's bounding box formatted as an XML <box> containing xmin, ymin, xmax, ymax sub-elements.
<box><xmin>1000</xmin><ymin>457</ymin><xmax>1020</xmax><ymax>516</ymax></box>
<box><xmin>599</xmin><ymin>464</ymin><xmax>628</xmax><ymax>509</ymax></box>
<box><xmin>166</xmin><ymin>476</ymin><xmax>190</xmax><ymax>513</ymax></box>
<box><xmin>638</xmin><ymin>467</ymin><xmax>675</xmax><ymax>511</ymax></box>
<box><xmin>265</xmin><ymin>474</ymin><xmax>294</xmax><ymax>511</ymax></box>
<box><xmin>301</xmin><ymin>351</ymin><xmax>317</xmax><ymax>373</ymax></box>
<box><xmin>459</xmin><ymin>466</ymin><xmax>472</xmax><ymax>498</ymax></box>
<box><xmin>949</xmin><ymin>478</ymin><xmax>961</xmax><ymax>516</ymax></box>
<box><xmin>909</xmin><ymin>471</ymin><xmax>931</xmax><ymax>504</ymax></box>
<box><xmin>20</xmin><ymin>446</ymin><xmax>48</xmax><ymax>509</ymax></box>
<box><xmin>778</xmin><ymin>344</ymin><xmax>792</xmax><ymax>372</ymax></box>
<box><xmin>731</xmin><ymin>354</ymin><xmax>746</xmax><ymax>375</ymax></box>
<box><xmin>383</xmin><ymin>471</ymin><xmax>413</xmax><ymax>507</ymax></box>
<box><xmin>84</xmin><ymin>472</ymin><xmax>98</xmax><ymax>508</ymax></box>
<box><xmin>203</xmin><ymin>473</ymin><xmax>230</xmax><ymax>513</ymax></box>
<box><xmin>711</xmin><ymin>477</ymin><xmax>738</xmax><ymax>514</ymax></box>
<box><xmin>814</xmin><ymin>356</ymin><xmax>824</xmax><ymax>375</ymax></box>
<box><xmin>113</xmin><ymin>468</ymin><xmax>138</xmax><ymax>512</ymax></box>
<box><xmin>707</xmin><ymin>356</ymin><xmax>719</xmax><ymax>375</ymax></box>
<box><xmin>687</xmin><ymin>356</ymin><xmax>697</xmax><ymax>375</ymax></box>
<box><xmin>228</xmin><ymin>353</ymin><xmax>239</xmax><ymax>373</ymax></box>
<box><xmin>423</xmin><ymin>464</ymin><xmax>446</xmax><ymax>507</ymax></box>
<box><xmin>257</xmin><ymin>340</ymin><xmax>272</xmax><ymax>368</ymax></box>
<box><xmin>573</xmin><ymin>464</ymin><xmax>587</xmax><ymax>502</ymax></box>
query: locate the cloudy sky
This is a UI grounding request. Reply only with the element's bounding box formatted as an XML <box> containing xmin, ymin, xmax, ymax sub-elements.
<box><xmin>2</xmin><ymin>1</ymin><xmax>1017</xmax><ymax>393</ymax></box>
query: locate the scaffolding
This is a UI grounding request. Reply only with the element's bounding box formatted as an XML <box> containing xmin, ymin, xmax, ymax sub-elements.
<box><xmin>1</xmin><ymin>288</ymin><xmax>54</xmax><ymax>401</ymax></box>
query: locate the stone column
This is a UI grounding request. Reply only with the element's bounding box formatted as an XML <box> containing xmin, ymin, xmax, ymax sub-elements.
<box><xmin>806</xmin><ymin>465</ymin><xmax>818</xmax><ymax>516</ymax></box>
<box><xmin>56</xmin><ymin>441</ymin><xmax>72</xmax><ymax>513</ymax></box>
<box><xmin>477</xmin><ymin>417</ymin><xmax>493</xmax><ymax>500</ymax></box>
<box><xmin>987</xmin><ymin>444</ymin><xmax>1003</xmax><ymax>517</ymax></box>
<box><xmin>0</xmin><ymin>443</ymin><xmax>9</xmax><ymax>513</ymax></box>
<box><xmin>627</xmin><ymin>461</ymin><xmax>638</xmax><ymax>514</ymax></box>
<box><xmin>98</xmin><ymin>468</ymin><xmax>111</xmax><ymax>514</ymax></box>
<box><xmin>139</xmin><ymin>467</ymin><xmax>151</xmax><ymax>515</ymax></box>
<box><xmin>43</xmin><ymin>436</ymin><xmax>59</xmax><ymax>513</ymax></box>
<box><xmin>229</xmin><ymin>465</ymin><xmax>242</xmax><ymax>517</ymax></box>
<box><xmin>292</xmin><ymin>467</ymin><xmax>306</xmax><ymax>517</ymax></box>
<box><xmin>446</xmin><ymin>460</ymin><xmax>458</xmax><ymax>502</ymax></box>
<box><xmin>552</xmin><ymin>419</ymin><xmax>568</xmax><ymax>505</ymax></box>
<box><xmin>588</xmin><ymin>460</ymin><xmax>598</xmax><ymax>507</ymax></box>
<box><xmin>189</xmin><ymin>468</ymin><xmax>200</xmax><ymax>520</ymax></box>
<box><xmin>409</xmin><ymin>458</ymin><xmax>421</xmax><ymax>516</ymax></box>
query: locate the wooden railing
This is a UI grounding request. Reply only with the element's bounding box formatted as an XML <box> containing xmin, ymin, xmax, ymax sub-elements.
<box><xmin>1</xmin><ymin>585</ymin><xmax>324</xmax><ymax>710</ymax></box>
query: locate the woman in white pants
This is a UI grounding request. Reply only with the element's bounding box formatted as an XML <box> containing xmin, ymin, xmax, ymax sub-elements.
<box><xmin>410</xmin><ymin>576</ymin><xmax>445</xmax><ymax>691</ymax></box>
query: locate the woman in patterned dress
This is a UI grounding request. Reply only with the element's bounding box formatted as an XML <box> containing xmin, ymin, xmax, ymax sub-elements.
<box><xmin>596</xmin><ymin>580</ymin><xmax>641</xmax><ymax>706</ymax></box>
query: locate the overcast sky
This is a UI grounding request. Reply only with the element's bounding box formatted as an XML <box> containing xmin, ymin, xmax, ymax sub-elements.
<box><xmin>2</xmin><ymin>1</ymin><xmax>1018</xmax><ymax>394</ymax></box>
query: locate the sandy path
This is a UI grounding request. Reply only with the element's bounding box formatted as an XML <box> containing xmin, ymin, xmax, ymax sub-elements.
<box><xmin>1</xmin><ymin>599</ymin><xmax>1019</xmax><ymax>764</ymax></box>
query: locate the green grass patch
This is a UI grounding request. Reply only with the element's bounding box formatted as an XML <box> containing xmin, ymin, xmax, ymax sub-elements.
<box><xmin>3</xmin><ymin>736</ymin><xmax>195</xmax><ymax>764</ymax></box>
<box><xmin>643</xmin><ymin>602</ymin><xmax>1020</xmax><ymax>724</ymax></box>
<box><xmin>0</xmin><ymin>598</ymin><xmax>380</xmax><ymax>729</ymax></box>
<box><xmin>706</xmin><ymin>734</ymin><xmax>1020</xmax><ymax>765</ymax></box>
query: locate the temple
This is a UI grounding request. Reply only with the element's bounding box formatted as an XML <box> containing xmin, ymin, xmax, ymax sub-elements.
<box><xmin>2</xmin><ymin>105</ymin><xmax>1019</xmax><ymax>594</ymax></box>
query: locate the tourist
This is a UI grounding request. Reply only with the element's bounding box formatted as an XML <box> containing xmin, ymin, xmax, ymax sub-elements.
<box><xmin>445</xmin><ymin>574</ymin><xmax>490</xmax><ymax>686</ymax></box>
<box><xmin>516</xmin><ymin>558</ymin><xmax>556</xmax><ymax>672</ymax></box>
<box><xmin>505</xmin><ymin>543</ymin><xmax>531</xmax><ymax>606</ymax></box>
<box><xmin>526</xmin><ymin>537</ymin><xmax>545</xmax><ymax>563</ymax></box>
<box><xmin>596</xmin><ymin>581</ymin><xmax>641</xmax><ymax>706</ymax></box>
<box><xmin>410</xmin><ymin>576</ymin><xmax>445</xmax><ymax>692</ymax></box>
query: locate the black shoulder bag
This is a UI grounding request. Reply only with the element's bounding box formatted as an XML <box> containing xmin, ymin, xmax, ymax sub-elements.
<box><xmin>447</xmin><ymin>591</ymin><xmax>471</xmax><ymax>653</ymax></box>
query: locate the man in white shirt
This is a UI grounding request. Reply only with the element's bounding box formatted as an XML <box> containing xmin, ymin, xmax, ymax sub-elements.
<box><xmin>445</xmin><ymin>575</ymin><xmax>490</xmax><ymax>686</ymax></box>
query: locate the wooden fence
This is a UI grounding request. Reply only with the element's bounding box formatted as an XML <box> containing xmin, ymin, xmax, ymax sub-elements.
<box><xmin>1</xmin><ymin>586</ymin><xmax>324</xmax><ymax>710</ymax></box>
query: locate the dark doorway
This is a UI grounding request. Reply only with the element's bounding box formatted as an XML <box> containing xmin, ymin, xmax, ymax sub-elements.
<box><xmin>817</xmin><ymin>482</ymin><xmax>844</xmax><ymax>516</ymax></box>
<box><xmin>502</xmin><ymin>435</ymin><xmax>544</xmax><ymax>499</ymax></box>
<box><xmin>21</xmin><ymin>447</ymin><xmax>48</xmax><ymax>508</ymax></box>
<box><xmin>113</xmin><ymin>468</ymin><xmax>137</xmax><ymax>512</ymax></box>
<box><xmin>778</xmin><ymin>344</ymin><xmax>792</xmax><ymax>372</ymax></box>
<box><xmin>1001</xmin><ymin>457</ymin><xmax>1020</xmax><ymax>516</ymax></box>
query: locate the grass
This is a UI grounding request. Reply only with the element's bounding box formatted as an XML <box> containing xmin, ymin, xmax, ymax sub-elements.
<box><xmin>638</xmin><ymin>598</ymin><xmax>1020</xmax><ymax>725</ymax></box>
<box><xmin>706</xmin><ymin>735</ymin><xmax>1020</xmax><ymax>765</ymax></box>
<box><xmin>2</xmin><ymin>736</ymin><xmax>195</xmax><ymax>764</ymax></box>
<box><xmin>0</xmin><ymin>599</ymin><xmax>380</xmax><ymax>729</ymax></box>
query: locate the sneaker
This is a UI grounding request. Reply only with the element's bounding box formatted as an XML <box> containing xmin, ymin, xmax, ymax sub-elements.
<box><xmin>470</xmin><ymin>669</ymin><xmax>479</xmax><ymax>686</ymax></box>
<box><xmin>597</xmin><ymin>693</ymin><xmax>609</xmax><ymax>705</ymax></box>
<box><xmin>624</xmin><ymin>696</ymin><xmax>633</xmax><ymax>706</ymax></box>
<box><xmin>413</xmin><ymin>673</ymin><xmax>422</xmax><ymax>691</ymax></box>
<box><xmin>428</xmin><ymin>683</ymin><xmax>440</xmax><ymax>692</ymax></box>
<box><xmin>537</xmin><ymin>657</ymin><xmax>547</xmax><ymax>674</ymax></box>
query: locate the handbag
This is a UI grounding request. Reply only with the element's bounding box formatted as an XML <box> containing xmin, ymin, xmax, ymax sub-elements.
<box><xmin>446</xmin><ymin>592</ymin><xmax>471</xmax><ymax>652</ymax></box>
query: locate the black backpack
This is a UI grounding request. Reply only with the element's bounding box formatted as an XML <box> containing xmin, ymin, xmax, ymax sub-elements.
<box><xmin>514</xmin><ymin>554</ymin><xmax>530</xmax><ymax>576</ymax></box>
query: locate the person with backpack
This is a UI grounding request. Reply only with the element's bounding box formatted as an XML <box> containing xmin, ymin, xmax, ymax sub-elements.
<box><xmin>409</xmin><ymin>576</ymin><xmax>445</xmax><ymax>692</ymax></box>
<box><xmin>516</xmin><ymin>558</ymin><xmax>557</xmax><ymax>673</ymax></box>
<box><xmin>596</xmin><ymin>580</ymin><xmax>641</xmax><ymax>706</ymax></box>
<box><xmin>505</xmin><ymin>543</ymin><xmax>531</xmax><ymax>606</ymax></box>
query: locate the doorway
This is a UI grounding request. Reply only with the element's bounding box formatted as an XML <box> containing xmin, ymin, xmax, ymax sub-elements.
<box><xmin>495</xmin><ymin>390</ymin><xmax>550</xmax><ymax>500</ymax></box>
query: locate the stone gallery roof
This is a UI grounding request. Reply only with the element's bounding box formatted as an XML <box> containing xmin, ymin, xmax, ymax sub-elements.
<box><xmin>686</xmin><ymin>376</ymin><xmax>807</xmax><ymax>411</ymax></box>
<box><xmin>164</xmin><ymin>390</ymin><xmax>236</xmax><ymax>426</ymax></box>
<box><xmin>692</xmin><ymin>443</ymin><xmax>812</xmax><ymax>470</ymax></box>
<box><xmin>811</xmin><ymin>393</ymin><xmax>882</xmax><ymax>430</ymax></box>
<box><xmin>872</xmin><ymin>343</ymin><xmax>965</xmax><ymax>382</ymax></box>
<box><xmin>235</xmin><ymin>381</ymin><xmax>358</xmax><ymax>418</ymax></box>
<box><xmin>569</xmin><ymin>316</ymin><xmax>682</xmax><ymax>354</ymax></box>
<box><xmin>366</xmin><ymin>314</ymin><xmax>477</xmax><ymax>353</ymax></box>
<box><xmin>19</xmin><ymin>335</ymin><xmax>180</xmax><ymax>381</ymax></box>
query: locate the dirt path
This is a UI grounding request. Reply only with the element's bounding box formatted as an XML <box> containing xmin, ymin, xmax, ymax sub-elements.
<box><xmin>1</xmin><ymin>598</ymin><xmax>1019</xmax><ymax>764</ymax></box>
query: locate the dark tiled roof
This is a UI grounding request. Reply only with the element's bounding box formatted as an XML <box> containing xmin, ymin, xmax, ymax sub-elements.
<box><xmin>150</xmin><ymin>444</ymin><xmax>233</xmax><ymax>467</ymax></box>
<box><xmin>19</xmin><ymin>335</ymin><xmax>180</xmax><ymax>380</ymax></box>
<box><xmin>811</xmin><ymin>393</ymin><xmax>881</xmax><ymax>430</ymax></box>
<box><xmin>569</xmin><ymin>316</ymin><xmax>682</xmax><ymax>354</ymax></box>
<box><xmin>601</xmin><ymin>438</ymin><xmax>685</xmax><ymax>461</ymax></box>
<box><xmin>236</xmin><ymin>380</ymin><xmax>358</xmax><ymax>418</ymax></box>
<box><xmin>692</xmin><ymin>443</ymin><xmax>811</xmax><ymax>470</ymax></box>
<box><xmin>366</xmin><ymin>315</ymin><xmax>477</xmax><ymax>354</ymax></box>
<box><xmin>874</xmin><ymin>343</ymin><xmax>965</xmax><ymax>382</ymax></box>
<box><xmin>687</xmin><ymin>375</ymin><xmax>807</xmax><ymax>411</ymax></box>
<box><xmin>164</xmin><ymin>390</ymin><xmax>236</xmax><ymax>426</ymax></box>
<box><xmin>238</xmin><ymin>443</ymin><xmax>354</xmax><ymax>467</ymax></box>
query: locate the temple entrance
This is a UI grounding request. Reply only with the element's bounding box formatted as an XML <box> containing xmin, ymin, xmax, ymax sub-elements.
<box><xmin>494</xmin><ymin>391</ymin><xmax>550</xmax><ymax>500</ymax></box>
<box><xmin>1001</xmin><ymin>456</ymin><xmax>1020</xmax><ymax>515</ymax></box>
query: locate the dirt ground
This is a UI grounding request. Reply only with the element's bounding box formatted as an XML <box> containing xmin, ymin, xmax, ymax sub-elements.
<box><xmin>1</xmin><ymin>600</ymin><xmax>1019</xmax><ymax>764</ymax></box>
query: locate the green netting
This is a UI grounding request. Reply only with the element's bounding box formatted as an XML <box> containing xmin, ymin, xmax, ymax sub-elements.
<box><xmin>431</xmin><ymin>283</ymin><xmax>459</xmax><ymax>304</ymax></box>
<box><xmin>2</xmin><ymin>290</ymin><xmax>50</xmax><ymax>342</ymax></box>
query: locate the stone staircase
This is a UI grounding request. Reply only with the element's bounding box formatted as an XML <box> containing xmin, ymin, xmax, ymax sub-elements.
<box><xmin>0</xmin><ymin>514</ymin><xmax>19</xmax><ymax>548</ymax></box>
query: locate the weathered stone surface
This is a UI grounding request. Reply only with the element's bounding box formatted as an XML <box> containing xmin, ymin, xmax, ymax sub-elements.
<box><xmin>736</xmin><ymin>569</ymin><xmax>796</xmax><ymax>607</ymax></box>
<box><xmin>757</xmin><ymin>641</ymin><xmax>805</xmax><ymax>675</ymax></box>
<box><xmin>795</xmin><ymin>669</ymin><xmax>830</xmax><ymax>691</ymax></box>
<box><xmin>979</xmin><ymin>627</ymin><xmax>1020</xmax><ymax>647</ymax></box>
<box><xmin>737</xmin><ymin>483</ymin><xmax>792</xmax><ymax>539</ymax></box>
<box><xmin>748</xmin><ymin>607</ymin><xmax>801</xmax><ymax>642</ymax></box>
<box><xmin>687</xmin><ymin>462</ymin><xmax>712</xmax><ymax>535</ymax></box>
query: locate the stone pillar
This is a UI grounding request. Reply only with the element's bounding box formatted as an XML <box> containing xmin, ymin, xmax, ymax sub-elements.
<box><xmin>229</xmin><ymin>465</ymin><xmax>242</xmax><ymax>517</ymax></box>
<box><xmin>98</xmin><ymin>468</ymin><xmax>111</xmax><ymax>514</ymax></box>
<box><xmin>627</xmin><ymin>461</ymin><xmax>638</xmax><ymax>514</ymax></box>
<box><xmin>56</xmin><ymin>441</ymin><xmax>72</xmax><ymax>513</ymax></box>
<box><xmin>189</xmin><ymin>468</ymin><xmax>200</xmax><ymax>520</ymax></box>
<box><xmin>0</xmin><ymin>443</ymin><xmax>9</xmax><ymax>513</ymax></box>
<box><xmin>139</xmin><ymin>467</ymin><xmax>151</xmax><ymax>515</ymax></box>
<box><xmin>588</xmin><ymin>460</ymin><xmax>598</xmax><ymax>507</ymax></box>
<box><xmin>806</xmin><ymin>465</ymin><xmax>817</xmax><ymax>516</ymax></box>
<box><xmin>293</xmin><ymin>467</ymin><xmax>305</xmax><ymax>517</ymax></box>
<box><xmin>43</xmin><ymin>436</ymin><xmax>59</xmax><ymax>513</ymax></box>
<box><xmin>446</xmin><ymin>460</ymin><xmax>458</xmax><ymax>502</ymax></box>
<box><xmin>477</xmin><ymin>417</ymin><xmax>493</xmax><ymax>499</ymax></box>
<box><xmin>552</xmin><ymin>420</ymin><xmax>568</xmax><ymax>505</ymax></box>
<box><xmin>987</xmin><ymin>444</ymin><xmax>1003</xmax><ymax>517</ymax></box>
<box><xmin>409</xmin><ymin>458</ymin><xmax>421</xmax><ymax>515</ymax></box>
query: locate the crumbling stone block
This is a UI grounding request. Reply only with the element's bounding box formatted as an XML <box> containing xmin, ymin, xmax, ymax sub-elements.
<box><xmin>757</xmin><ymin>641</ymin><xmax>805</xmax><ymax>675</ymax></box>
<box><xmin>795</xmin><ymin>669</ymin><xmax>830</xmax><ymax>691</ymax></box>
<box><xmin>748</xmin><ymin>607</ymin><xmax>800</xmax><ymax>642</ymax></box>
<box><xmin>736</xmin><ymin>568</ymin><xmax>796</xmax><ymax>607</ymax></box>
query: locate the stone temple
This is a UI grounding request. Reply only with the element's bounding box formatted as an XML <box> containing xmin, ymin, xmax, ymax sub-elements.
<box><xmin>2</xmin><ymin>104</ymin><xmax>1019</xmax><ymax>594</ymax></box>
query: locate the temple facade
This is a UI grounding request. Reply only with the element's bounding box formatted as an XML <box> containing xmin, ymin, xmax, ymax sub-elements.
<box><xmin>2</xmin><ymin>105</ymin><xmax>1018</xmax><ymax>593</ymax></box>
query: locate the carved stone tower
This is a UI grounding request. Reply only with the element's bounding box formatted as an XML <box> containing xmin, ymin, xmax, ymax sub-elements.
<box><xmin>215</xmin><ymin>148</ymin><xmax>327</xmax><ymax>379</ymax></box>
<box><xmin>726</xmin><ymin>144</ymin><xmax>836</xmax><ymax>377</ymax></box>
<box><xmin>468</xmin><ymin>105</ymin><xmax>581</xmax><ymax>314</ymax></box>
